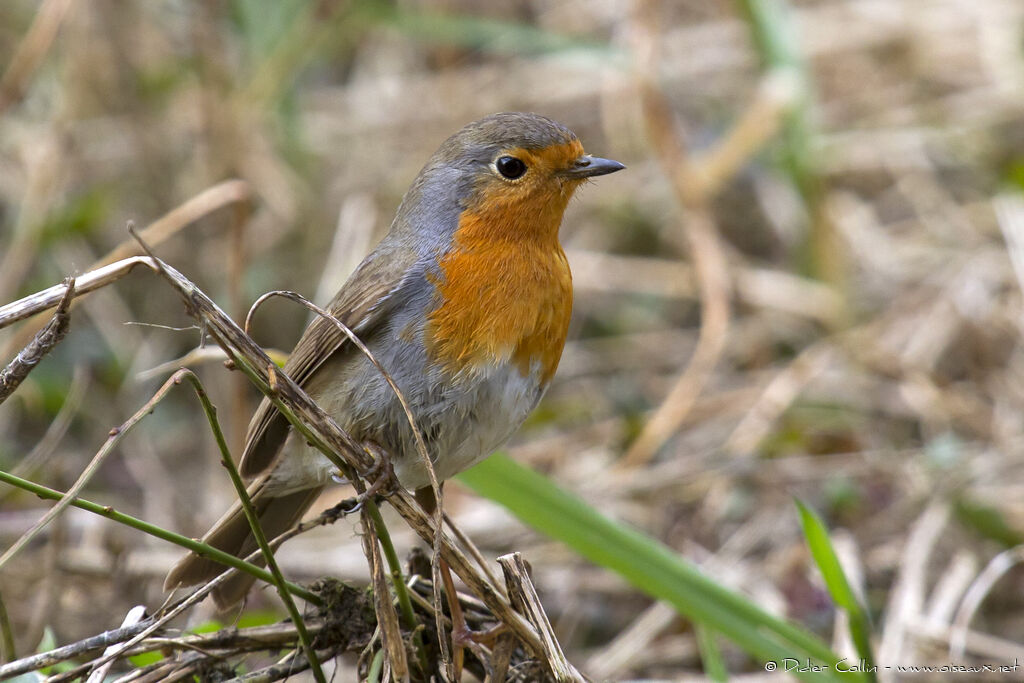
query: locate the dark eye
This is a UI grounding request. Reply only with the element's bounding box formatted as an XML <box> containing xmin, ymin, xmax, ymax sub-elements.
<box><xmin>495</xmin><ymin>156</ymin><xmax>527</xmax><ymax>180</ymax></box>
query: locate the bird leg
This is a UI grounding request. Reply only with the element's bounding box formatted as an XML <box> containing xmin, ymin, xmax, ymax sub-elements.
<box><xmin>455</xmin><ymin>622</ymin><xmax>508</xmax><ymax>647</ymax></box>
<box><xmin>414</xmin><ymin>485</ymin><xmax>508</xmax><ymax>649</ymax></box>
<box><xmin>415</xmin><ymin>485</ymin><xmax>476</xmax><ymax>676</ymax></box>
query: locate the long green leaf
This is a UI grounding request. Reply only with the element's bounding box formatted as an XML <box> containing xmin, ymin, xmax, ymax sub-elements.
<box><xmin>696</xmin><ymin>625</ymin><xmax>729</xmax><ymax>682</ymax></box>
<box><xmin>796</xmin><ymin>500</ymin><xmax>877</xmax><ymax>682</ymax></box>
<box><xmin>459</xmin><ymin>454</ymin><xmax>863</xmax><ymax>682</ymax></box>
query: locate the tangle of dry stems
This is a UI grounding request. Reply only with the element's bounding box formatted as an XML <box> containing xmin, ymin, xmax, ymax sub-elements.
<box><xmin>0</xmin><ymin>246</ymin><xmax>581</xmax><ymax>681</ymax></box>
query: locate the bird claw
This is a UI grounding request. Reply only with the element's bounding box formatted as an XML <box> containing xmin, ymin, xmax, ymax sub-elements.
<box><xmin>356</xmin><ymin>443</ymin><xmax>399</xmax><ymax>501</ymax></box>
<box><xmin>322</xmin><ymin>495</ymin><xmax>364</xmax><ymax>519</ymax></box>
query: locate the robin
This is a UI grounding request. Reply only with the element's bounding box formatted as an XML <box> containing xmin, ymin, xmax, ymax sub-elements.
<box><xmin>165</xmin><ymin>112</ymin><xmax>625</xmax><ymax>608</ymax></box>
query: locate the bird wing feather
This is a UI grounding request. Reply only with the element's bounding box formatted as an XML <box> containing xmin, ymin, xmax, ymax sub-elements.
<box><xmin>239</xmin><ymin>242</ymin><xmax>420</xmax><ymax>478</ymax></box>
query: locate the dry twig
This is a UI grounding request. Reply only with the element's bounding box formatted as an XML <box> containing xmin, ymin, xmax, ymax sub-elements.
<box><xmin>0</xmin><ymin>277</ymin><xmax>75</xmax><ymax>404</ymax></box>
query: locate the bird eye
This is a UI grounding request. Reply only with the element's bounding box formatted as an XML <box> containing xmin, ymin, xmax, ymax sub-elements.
<box><xmin>495</xmin><ymin>156</ymin><xmax>527</xmax><ymax>180</ymax></box>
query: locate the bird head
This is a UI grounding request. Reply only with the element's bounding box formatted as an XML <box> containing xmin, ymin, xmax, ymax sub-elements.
<box><xmin>395</xmin><ymin>112</ymin><xmax>624</xmax><ymax>246</ymax></box>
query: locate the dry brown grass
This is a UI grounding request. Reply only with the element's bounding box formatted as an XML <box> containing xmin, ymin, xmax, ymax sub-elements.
<box><xmin>4</xmin><ymin>0</ymin><xmax>1024</xmax><ymax>680</ymax></box>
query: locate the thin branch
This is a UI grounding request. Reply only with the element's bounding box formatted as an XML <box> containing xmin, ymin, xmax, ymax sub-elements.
<box><xmin>85</xmin><ymin>606</ymin><xmax>147</xmax><ymax>683</ymax></box>
<box><xmin>0</xmin><ymin>256</ymin><xmax>158</xmax><ymax>329</ymax></box>
<box><xmin>0</xmin><ymin>276</ymin><xmax>74</xmax><ymax>404</ymax></box>
<box><xmin>181</xmin><ymin>369</ymin><xmax>326</xmax><ymax>683</ymax></box>
<box><xmin>0</xmin><ymin>470</ymin><xmax>319</xmax><ymax>605</ymax></box>
<box><xmin>444</xmin><ymin>511</ymin><xmax>503</xmax><ymax>593</ymax></box>
<box><xmin>9</xmin><ymin>365</ymin><xmax>89</xmax><ymax>481</ymax></box>
<box><xmin>225</xmin><ymin>647</ymin><xmax>336</xmax><ymax>683</ymax></box>
<box><xmin>949</xmin><ymin>546</ymin><xmax>1024</xmax><ymax>661</ymax></box>
<box><xmin>0</xmin><ymin>589</ymin><xmax>14</xmax><ymax>664</ymax></box>
<box><xmin>45</xmin><ymin>512</ymin><xmax>358</xmax><ymax>683</ymax></box>
<box><xmin>0</xmin><ymin>180</ymin><xmax>251</xmax><ymax>358</ymax></box>
<box><xmin>498</xmin><ymin>553</ymin><xmax>585</xmax><ymax>683</ymax></box>
<box><xmin>0</xmin><ymin>361</ymin><xmax>177</xmax><ymax>571</ymax></box>
<box><xmin>0</xmin><ymin>618</ymin><xmax>156</xmax><ymax>679</ymax></box>
<box><xmin>361</xmin><ymin>504</ymin><xmax>410</xmax><ymax>681</ymax></box>
<box><xmin>365</xmin><ymin>500</ymin><xmax>419</xmax><ymax>632</ymax></box>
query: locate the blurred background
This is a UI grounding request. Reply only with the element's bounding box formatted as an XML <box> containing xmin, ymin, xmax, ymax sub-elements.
<box><xmin>3</xmin><ymin>0</ymin><xmax>1024</xmax><ymax>679</ymax></box>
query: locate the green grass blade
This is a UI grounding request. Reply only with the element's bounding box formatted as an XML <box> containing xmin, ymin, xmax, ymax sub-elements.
<box><xmin>796</xmin><ymin>500</ymin><xmax>877</xmax><ymax>682</ymax></box>
<box><xmin>696</xmin><ymin>625</ymin><xmax>729</xmax><ymax>682</ymax></box>
<box><xmin>459</xmin><ymin>454</ymin><xmax>863</xmax><ymax>682</ymax></box>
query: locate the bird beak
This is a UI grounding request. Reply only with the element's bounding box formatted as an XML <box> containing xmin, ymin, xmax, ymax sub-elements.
<box><xmin>563</xmin><ymin>155</ymin><xmax>626</xmax><ymax>178</ymax></box>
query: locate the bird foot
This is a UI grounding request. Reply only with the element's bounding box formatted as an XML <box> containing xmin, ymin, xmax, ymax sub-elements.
<box><xmin>452</xmin><ymin>623</ymin><xmax>507</xmax><ymax>649</ymax></box>
<box><xmin>357</xmin><ymin>443</ymin><xmax>399</xmax><ymax>500</ymax></box>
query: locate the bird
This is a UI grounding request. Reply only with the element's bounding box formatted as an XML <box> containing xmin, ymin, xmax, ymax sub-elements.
<box><xmin>165</xmin><ymin>112</ymin><xmax>625</xmax><ymax>608</ymax></box>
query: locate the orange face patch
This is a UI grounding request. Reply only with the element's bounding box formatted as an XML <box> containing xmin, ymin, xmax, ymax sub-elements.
<box><xmin>513</xmin><ymin>140</ymin><xmax>586</xmax><ymax>175</ymax></box>
<box><xmin>457</xmin><ymin>139</ymin><xmax>587</xmax><ymax>243</ymax></box>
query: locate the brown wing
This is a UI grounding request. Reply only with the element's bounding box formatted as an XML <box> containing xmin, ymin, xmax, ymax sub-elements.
<box><xmin>239</xmin><ymin>241</ymin><xmax>419</xmax><ymax>478</ymax></box>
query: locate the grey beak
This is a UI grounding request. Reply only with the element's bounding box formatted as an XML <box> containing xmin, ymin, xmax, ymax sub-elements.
<box><xmin>564</xmin><ymin>156</ymin><xmax>626</xmax><ymax>178</ymax></box>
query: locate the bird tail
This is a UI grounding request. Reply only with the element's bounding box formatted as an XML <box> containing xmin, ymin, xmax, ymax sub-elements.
<box><xmin>163</xmin><ymin>480</ymin><xmax>324</xmax><ymax>610</ymax></box>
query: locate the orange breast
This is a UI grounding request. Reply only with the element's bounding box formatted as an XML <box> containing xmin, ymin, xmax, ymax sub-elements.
<box><xmin>425</xmin><ymin>211</ymin><xmax>573</xmax><ymax>384</ymax></box>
